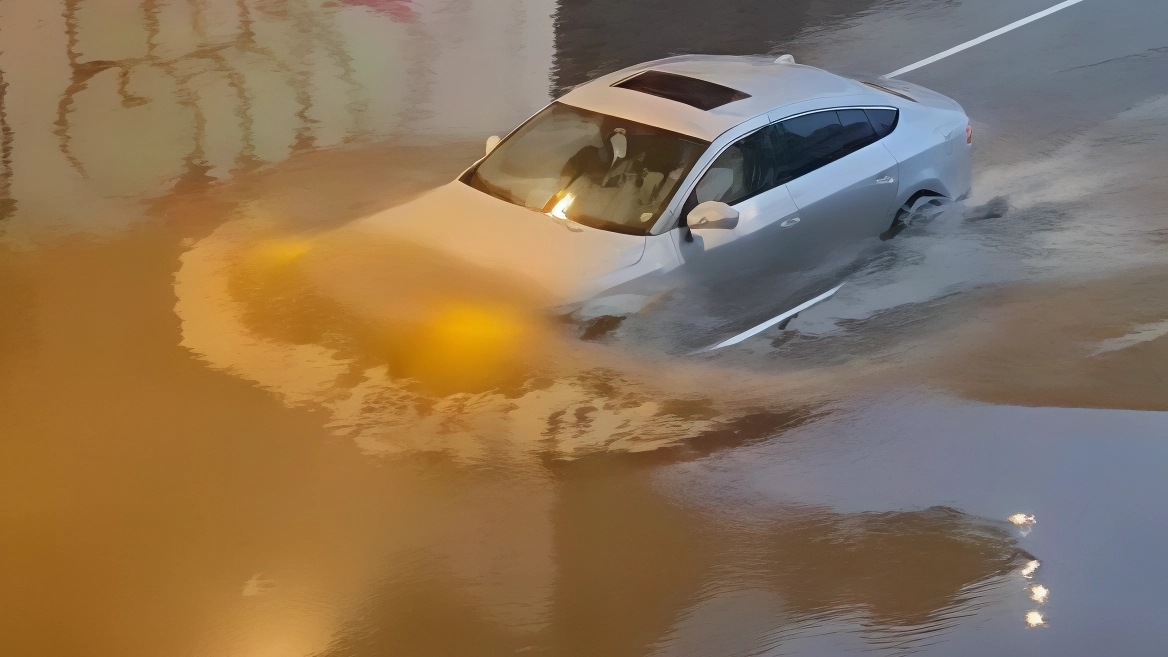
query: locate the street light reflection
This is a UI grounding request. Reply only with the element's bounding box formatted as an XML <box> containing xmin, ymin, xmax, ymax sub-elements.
<box><xmin>1008</xmin><ymin>513</ymin><xmax>1036</xmax><ymax>527</ymax></box>
<box><xmin>1021</xmin><ymin>559</ymin><xmax>1040</xmax><ymax>578</ymax></box>
<box><xmin>1008</xmin><ymin>512</ymin><xmax>1036</xmax><ymax>536</ymax></box>
<box><xmin>1030</xmin><ymin>584</ymin><xmax>1049</xmax><ymax>603</ymax></box>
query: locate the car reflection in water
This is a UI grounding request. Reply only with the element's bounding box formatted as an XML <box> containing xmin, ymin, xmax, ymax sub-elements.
<box><xmin>316</xmin><ymin>491</ymin><xmax>1033</xmax><ymax>657</ymax></box>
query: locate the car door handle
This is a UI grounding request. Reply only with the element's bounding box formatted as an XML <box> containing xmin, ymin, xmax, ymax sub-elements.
<box><xmin>876</xmin><ymin>176</ymin><xmax>895</xmax><ymax>184</ymax></box>
<box><xmin>780</xmin><ymin>217</ymin><xmax>801</xmax><ymax>228</ymax></box>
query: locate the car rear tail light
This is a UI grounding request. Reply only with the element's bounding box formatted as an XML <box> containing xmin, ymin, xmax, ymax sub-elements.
<box><xmin>966</xmin><ymin>122</ymin><xmax>973</xmax><ymax>144</ymax></box>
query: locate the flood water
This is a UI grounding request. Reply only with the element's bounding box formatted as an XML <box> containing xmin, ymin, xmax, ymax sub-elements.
<box><xmin>3</xmin><ymin>0</ymin><xmax>1168</xmax><ymax>655</ymax></box>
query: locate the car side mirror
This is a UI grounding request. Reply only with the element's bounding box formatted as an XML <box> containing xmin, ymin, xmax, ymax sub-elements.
<box><xmin>485</xmin><ymin>135</ymin><xmax>501</xmax><ymax>156</ymax></box>
<box><xmin>687</xmin><ymin>201</ymin><xmax>739</xmax><ymax>230</ymax></box>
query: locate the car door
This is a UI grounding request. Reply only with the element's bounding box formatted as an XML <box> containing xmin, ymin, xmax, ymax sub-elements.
<box><xmin>774</xmin><ymin>108</ymin><xmax>900</xmax><ymax>247</ymax></box>
<box><xmin>662</xmin><ymin>123</ymin><xmax>846</xmax><ymax>338</ymax></box>
<box><xmin>672</xmin><ymin>123</ymin><xmax>805</xmax><ymax>283</ymax></box>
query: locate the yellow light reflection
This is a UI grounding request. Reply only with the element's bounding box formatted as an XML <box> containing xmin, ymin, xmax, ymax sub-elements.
<box><xmin>248</xmin><ymin>239</ymin><xmax>312</xmax><ymax>268</ymax></box>
<box><xmin>1021</xmin><ymin>559</ymin><xmax>1040</xmax><ymax>578</ymax></box>
<box><xmin>426</xmin><ymin>304</ymin><xmax>525</xmax><ymax>351</ymax></box>
<box><xmin>1030</xmin><ymin>584</ymin><xmax>1049</xmax><ymax>603</ymax></box>
<box><xmin>548</xmin><ymin>193</ymin><xmax>575</xmax><ymax>220</ymax></box>
<box><xmin>407</xmin><ymin>302</ymin><xmax>534</xmax><ymax>391</ymax></box>
<box><xmin>1026</xmin><ymin>611</ymin><xmax>1045</xmax><ymax>627</ymax></box>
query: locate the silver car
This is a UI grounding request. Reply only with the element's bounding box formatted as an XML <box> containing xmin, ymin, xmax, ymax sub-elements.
<box><xmin>361</xmin><ymin>55</ymin><xmax>972</xmax><ymax>348</ymax></box>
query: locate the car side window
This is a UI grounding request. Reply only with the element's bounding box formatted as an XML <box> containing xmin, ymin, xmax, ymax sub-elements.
<box><xmin>775</xmin><ymin>111</ymin><xmax>842</xmax><ymax>179</ymax></box>
<box><xmin>836</xmin><ymin>109</ymin><xmax>879</xmax><ymax>153</ymax></box>
<box><xmin>690</xmin><ymin>125</ymin><xmax>786</xmax><ymax>207</ymax></box>
<box><xmin>775</xmin><ymin>109</ymin><xmax>882</xmax><ymax>180</ymax></box>
<box><xmin>865</xmin><ymin>108</ymin><xmax>899</xmax><ymax>138</ymax></box>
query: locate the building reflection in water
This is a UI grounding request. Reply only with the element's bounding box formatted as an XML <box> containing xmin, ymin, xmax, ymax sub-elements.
<box><xmin>0</xmin><ymin>0</ymin><xmax>554</xmax><ymax>240</ymax></box>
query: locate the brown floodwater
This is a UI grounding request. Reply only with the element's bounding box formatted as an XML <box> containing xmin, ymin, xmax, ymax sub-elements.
<box><xmin>4</xmin><ymin>0</ymin><xmax>1168</xmax><ymax>655</ymax></box>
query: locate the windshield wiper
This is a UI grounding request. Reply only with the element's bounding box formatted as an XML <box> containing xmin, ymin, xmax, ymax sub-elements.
<box><xmin>569</xmin><ymin>213</ymin><xmax>652</xmax><ymax>236</ymax></box>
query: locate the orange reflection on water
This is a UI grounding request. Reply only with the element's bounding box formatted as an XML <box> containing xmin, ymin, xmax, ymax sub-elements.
<box><xmin>408</xmin><ymin>301</ymin><xmax>536</xmax><ymax>389</ymax></box>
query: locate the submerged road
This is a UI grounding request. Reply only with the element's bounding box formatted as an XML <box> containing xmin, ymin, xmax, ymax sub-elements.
<box><xmin>2</xmin><ymin>0</ymin><xmax>1168</xmax><ymax>655</ymax></box>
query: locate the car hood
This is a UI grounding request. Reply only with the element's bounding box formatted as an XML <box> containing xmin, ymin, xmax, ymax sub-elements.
<box><xmin>352</xmin><ymin>182</ymin><xmax>648</xmax><ymax>303</ymax></box>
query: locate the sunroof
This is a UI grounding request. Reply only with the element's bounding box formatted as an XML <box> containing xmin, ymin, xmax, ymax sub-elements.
<box><xmin>612</xmin><ymin>71</ymin><xmax>751</xmax><ymax>111</ymax></box>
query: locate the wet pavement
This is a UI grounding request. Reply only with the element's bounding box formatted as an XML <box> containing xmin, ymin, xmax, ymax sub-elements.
<box><xmin>3</xmin><ymin>0</ymin><xmax>1168</xmax><ymax>655</ymax></box>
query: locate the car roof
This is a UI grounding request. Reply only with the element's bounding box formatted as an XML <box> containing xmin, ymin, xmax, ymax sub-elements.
<box><xmin>558</xmin><ymin>55</ymin><xmax>881</xmax><ymax>141</ymax></box>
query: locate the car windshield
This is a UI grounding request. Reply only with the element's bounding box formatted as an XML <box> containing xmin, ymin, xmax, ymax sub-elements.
<box><xmin>465</xmin><ymin>103</ymin><xmax>709</xmax><ymax>236</ymax></box>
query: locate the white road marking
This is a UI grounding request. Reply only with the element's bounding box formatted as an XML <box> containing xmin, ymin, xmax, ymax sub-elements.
<box><xmin>703</xmin><ymin>283</ymin><xmax>845</xmax><ymax>351</ymax></box>
<box><xmin>885</xmin><ymin>0</ymin><xmax>1088</xmax><ymax>78</ymax></box>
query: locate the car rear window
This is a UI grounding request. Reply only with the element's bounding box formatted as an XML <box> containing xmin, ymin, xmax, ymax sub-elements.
<box><xmin>613</xmin><ymin>71</ymin><xmax>751</xmax><ymax>111</ymax></box>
